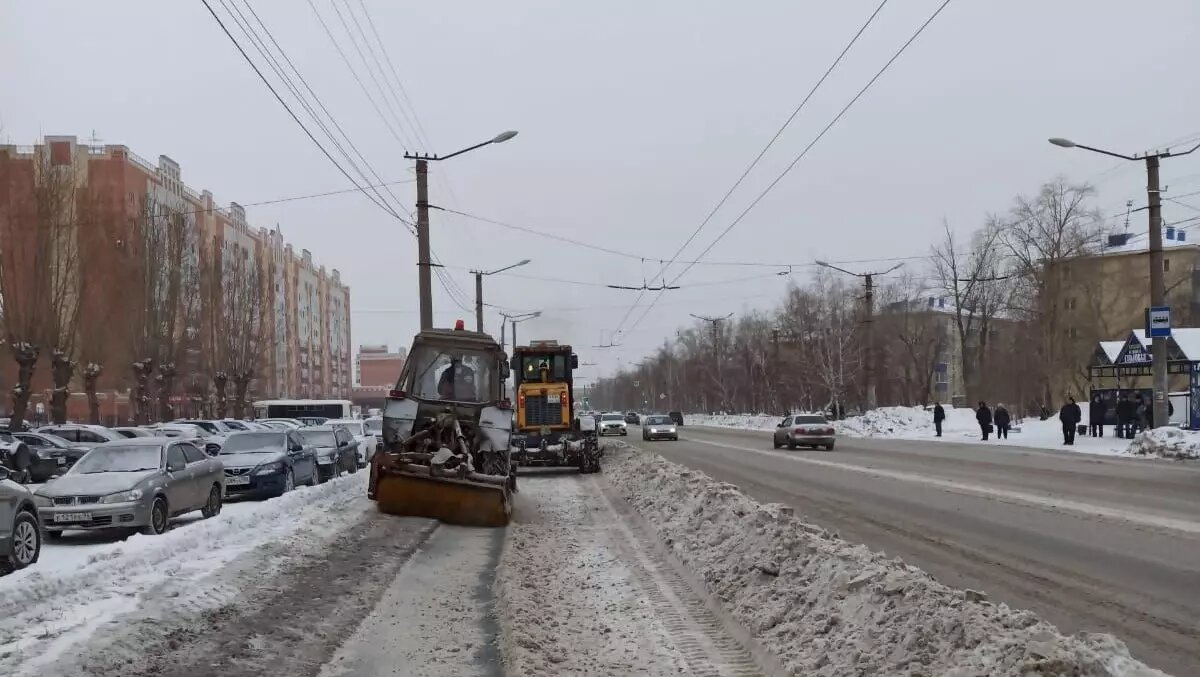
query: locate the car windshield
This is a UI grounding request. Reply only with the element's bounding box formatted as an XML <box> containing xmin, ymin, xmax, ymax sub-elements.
<box><xmin>365</xmin><ymin>418</ymin><xmax>383</xmax><ymax>434</ymax></box>
<box><xmin>403</xmin><ymin>344</ymin><xmax>496</xmax><ymax>402</ymax></box>
<box><xmin>223</xmin><ymin>421</ymin><xmax>249</xmax><ymax>431</ymax></box>
<box><xmin>72</xmin><ymin>445</ymin><xmax>162</xmax><ymax>474</ymax></box>
<box><xmin>646</xmin><ymin>416</ymin><xmax>671</xmax><ymax>425</ymax></box>
<box><xmin>300</xmin><ymin>430</ymin><xmax>337</xmax><ymax>447</ymax></box>
<box><xmin>183</xmin><ymin>421</ymin><xmax>219</xmax><ymax>433</ymax></box>
<box><xmin>221</xmin><ymin>432</ymin><xmax>284</xmax><ymax>453</ymax></box>
<box><xmin>329</xmin><ymin>420</ymin><xmax>362</xmax><ymax>434</ymax></box>
<box><xmin>602</xmin><ymin>414</ymin><xmax>623</xmax><ymax>421</ymax></box>
<box><xmin>795</xmin><ymin>415</ymin><xmax>828</xmax><ymax>424</ymax></box>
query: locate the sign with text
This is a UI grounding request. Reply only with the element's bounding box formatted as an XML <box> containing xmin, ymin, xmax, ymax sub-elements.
<box><xmin>1146</xmin><ymin>306</ymin><xmax>1171</xmax><ymax>338</ymax></box>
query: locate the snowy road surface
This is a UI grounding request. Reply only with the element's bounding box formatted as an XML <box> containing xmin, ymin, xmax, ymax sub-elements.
<box><xmin>652</xmin><ymin>424</ymin><xmax>1200</xmax><ymax>676</ymax></box>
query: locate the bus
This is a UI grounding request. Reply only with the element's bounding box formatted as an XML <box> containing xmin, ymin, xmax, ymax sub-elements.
<box><xmin>252</xmin><ymin>399</ymin><xmax>355</xmax><ymax>422</ymax></box>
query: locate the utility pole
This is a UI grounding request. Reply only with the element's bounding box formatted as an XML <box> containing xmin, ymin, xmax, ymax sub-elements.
<box><xmin>1049</xmin><ymin>136</ymin><xmax>1200</xmax><ymax>428</ymax></box>
<box><xmin>414</xmin><ymin>159</ymin><xmax>432</xmax><ymax>331</ymax></box>
<box><xmin>815</xmin><ymin>260</ymin><xmax>903</xmax><ymax>411</ymax></box>
<box><xmin>691</xmin><ymin>313</ymin><xmax>732</xmax><ymax>412</ymax></box>
<box><xmin>471</xmin><ymin>259</ymin><xmax>530</xmax><ymax>334</ymax></box>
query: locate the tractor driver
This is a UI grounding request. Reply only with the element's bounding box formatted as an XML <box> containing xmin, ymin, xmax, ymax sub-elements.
<box><xmin>437</xmin><ymin>356</ymin><xmax>478</xmax><ymax>401</ymax></box>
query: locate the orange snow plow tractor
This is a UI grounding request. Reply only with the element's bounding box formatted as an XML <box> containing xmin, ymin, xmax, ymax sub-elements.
<box><xmin>369</xmin><ymin>325</ymin><xmax>516</xmax><ymax>528</ymax></box>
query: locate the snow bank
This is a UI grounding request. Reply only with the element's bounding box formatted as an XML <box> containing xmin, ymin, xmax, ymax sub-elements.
<box><xmin>0</xmin><ymin>473</ymin><xmax>370</xmax><ymax>674</ymax></box>
<box><xmin>1128</xmin><ymin>428</ymin><xmax>1200</xmax><ymax>459</ymax></box>
<box><xmin>605</xmin><ymin>446</ymin><xmax>1166</xmax><ymax>676</ymax></box>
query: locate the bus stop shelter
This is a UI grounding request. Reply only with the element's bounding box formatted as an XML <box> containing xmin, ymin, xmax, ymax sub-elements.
<box><xmin>1088</xmin><ymin>329</ymin><xmax>1200</xmax><ymax>428</ymax></box>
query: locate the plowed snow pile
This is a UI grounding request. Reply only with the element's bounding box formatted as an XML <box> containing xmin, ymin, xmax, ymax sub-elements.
<box><xmin>1129</xmin><ymin>427</ymin><xmax>1200</xmax><ymax>459</ymax></box>
<box><xmin>606</xmin><ymin>446</ymin><xmax>1167</xmax><ymax>676</ymax></box>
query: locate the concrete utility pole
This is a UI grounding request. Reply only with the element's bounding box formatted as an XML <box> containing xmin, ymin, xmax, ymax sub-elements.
<box><xmin>691</xmin><ymin>313</ymin><xmax>732</xmax><ymax>410</ymax></box>
<box><xmin>1049</xmin><ymin>136</ymin><xmax>1200</xmax><ymax>428</ymax></box>
<box><xmin>471</xmin><ymin>259</ymin><xmax>531</xmax><ymax>332</ymax></box>
<box><xmin>405</xmin><ymin>130</ymin><xmax>519</xmax><ymax>332</ymax></box>
<box><xmin>815</xmin><ymin>260</ymin><xmax>903</xmax><ymax>411</ymax></box>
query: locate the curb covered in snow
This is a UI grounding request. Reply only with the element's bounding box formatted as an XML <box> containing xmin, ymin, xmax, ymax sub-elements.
<box><xmin>604</xmin><ymin>445</ymin><xmax>1167</xmax><ymax>676</ymax></box>
<box><xmin>1128</xmin><ymin>427</ymin><xmax>1200</xmax><ymax>459</ymax></box>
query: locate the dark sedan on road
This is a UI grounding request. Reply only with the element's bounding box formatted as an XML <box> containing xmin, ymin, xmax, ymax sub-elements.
<box><xmin>13</xmin><ymin>432</ymin><xmax>93</xmax><ymax>482</ymax></box>
<box><xmin>218</xmin><ymin>430</ymin><xmax>318</xmax><ymax>497</ymax></box>
<box><xmin>33</xmin><ymin>438</ymin><xmax>225</xmax><ymax>537</ymax></box>
<box><xmin>298</xmin><ymin>426</ymin><xmax>358</xmax><ymax>482</ymax></box>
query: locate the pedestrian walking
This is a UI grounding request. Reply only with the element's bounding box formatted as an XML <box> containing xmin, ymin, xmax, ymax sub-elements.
<box><xmin>1116</xmin><ymin>392</ymin><xmax>1134</xmax><ymax>439</ymax></box>
<box><xmin>933</xmin><ymin>402</ymin><xmax>946</xmax><ymax>437</ymax></box>
<box><xmin>1059</xmin><ymin>396</ymin><xmax>1082</xmax><ymax>445</ymax></box>
<box><xmin>1088</xmin><ymin>394</ymin><xmax>1104</xmax><ymax>437</ymax></box>
<box><xmin>976</xmin><ymin>401</ymin><xmax>993</xmax><ymax>441</ymax></box>
<box><xmin>1134</xmin><ymin>395</ymin><xmax>1148</xmax><ymax>434</ymax></box>
<box><xmin>994</xmin><ymin>403</ymin><xmax>1011</xmax><ymax>439</ymax></box>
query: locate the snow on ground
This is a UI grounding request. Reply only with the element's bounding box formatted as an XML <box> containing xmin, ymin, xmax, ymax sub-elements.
<box><xmin>0</xmin><ymin>472</ymin><xmax>370</xmax><ymax>675</ymax></box>
<box><xmin>606</xmin><ymin>445</ymin><xmax>1167</xmax><ymax>676</ymax></box>
<box><xmin>1128</xmin><ymin>427</ymin><xmax>1200</xmax><ymax>459</ymax></box>
<box><xmin>689</xmin><ymin>407</ymin><xmax>1186</xmax><ymax>458</ymax></box>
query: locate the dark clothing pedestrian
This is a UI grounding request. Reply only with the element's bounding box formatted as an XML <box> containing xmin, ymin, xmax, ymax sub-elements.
<box><xmin>1088</xmin><ymin>396</ymin><xmax>1104</xmax><ymax>437</ymax></box>
<box><xmin>933</xmin><ymin>403</ymin><xmax>946</xmax><ymax>437</ymax></box>
<box><xmin>1134</xmin><ymin>397</ymin><xmax>1148</xmax><ymax>435</ymax></box>
<box><xmin>976</xmin><ymin>402</ymin><xmax>993</xmax><ymax>441</ymax></box>
<box><xmin>1116</xmin><ymin>396</ymin><xmax>1135</xmax><ymax>439</ymax></box>
<box><xmin>1059</xmin><ymin>398</ymin><xmax>1082</xmax><ymax>445</ymax></box>
<box><xmin>994</xmin><ymin>405</ymin><xmax>1010</xmax><ymax>439</ymax></box>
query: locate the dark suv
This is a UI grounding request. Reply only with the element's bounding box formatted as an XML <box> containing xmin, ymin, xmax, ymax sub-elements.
<box><xmin>624</xmin><ymin>412</ymin><xmax>640</xmax><ymax>425</ymax></box>
<box><xmin>668</xmin><ymin>411</ymin><xmax>684</xmax><ymax>426</ymax></box>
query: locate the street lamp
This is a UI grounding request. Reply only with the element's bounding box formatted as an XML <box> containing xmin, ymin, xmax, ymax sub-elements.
<box><xmin>471</xmin><ymin>259</ymin><xmax>532</xmax><ymax>332</ymax></box>
<box><xmin>1048</xmin><ymin>136</ymin><xmax>1200</xmax><ymax>428</ymax></box>
<box><xmin>499</xmin><ymin>310</ymin><xmax>541</xmax><ymax>352</ymax></box>
<box><xmin>404</xmin><ymin>130</ymin><xmax>520</xmax><ymax>331</ymax></box>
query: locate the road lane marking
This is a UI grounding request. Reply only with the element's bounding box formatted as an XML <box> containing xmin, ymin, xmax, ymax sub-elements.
<box><xmin>685</xmin><ymin>437</ymin><xmax>1200</xmax><ymax>536</ymax></box>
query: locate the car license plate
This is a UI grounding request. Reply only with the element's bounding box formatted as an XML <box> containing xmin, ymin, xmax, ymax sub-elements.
<box><xmin>53</xmin><ymin>512</ymin><xmax>92</xmax><ymax>523</ymax></box>
<box><xmin>55</xmin><ymin>457</ymin><xmax>66</xmax><ymax>466</ymax></box>
<box><xmin>226</xmin><ymin>475</ymin><xmax>251</xmax><ymax>486</ymax></box>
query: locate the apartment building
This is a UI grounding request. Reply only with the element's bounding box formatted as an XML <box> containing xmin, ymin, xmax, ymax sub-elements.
<box><xmin>0</xmin><ymin>135</ymin><xmax>352</xmax><ymax>420</ymax></box>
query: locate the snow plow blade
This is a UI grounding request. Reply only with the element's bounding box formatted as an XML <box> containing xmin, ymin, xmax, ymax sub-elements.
<box><xmin>374</xmin><ymin>470</ymin><xmax>511</xmax><ymax>528</ymax></box>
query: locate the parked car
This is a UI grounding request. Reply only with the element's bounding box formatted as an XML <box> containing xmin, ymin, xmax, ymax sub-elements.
<box><xmin>624</xmin><ymin>412</ymin><xmax>641</xmax><ymax>425</ymax></box>
<box><xmin>35</xmin><ymin>423</ymin><xmax>125</xmax><ymax>445</ymax></box>
<box><xmin>641</xmin><ymin>414</ymin><xmax>679</xmax><ymax>441</ymax></box>
<box><xmin>218</xmin><ymin>430</ymin><xmax>318</xmax><ymax>498</ymax></box>
<box><xmin>297</xmin><ymin>416</ymin><xmax>329</xmax><ymax>427</ymax></box>
<box><xmin>33</xmin><ymin>438</ymin><xmax>225</xmax><ymax>537</ymax></box>
<box><xmin>13</xmin><ymin>432</ymin><xmax>92</xmax><ymax>482</ymax></box>
<box><xmin>0</xmin><ymin>433</ymin><xmax>33</xmax><ymax>484</ymax></box>
<box><xmin>773</xmin><ymin>414</ymin><xmax>836</xmax><ymax>450</ymax></box>
<box><xmin>172</xmin><ymin>420</ymin><xmax>231</xmax><ymax>448</ymax></box>
<box><xmin>259</xmin><ymin>418</ymin><xmax>304</xmax><ymax>430</ymax></box>
<box><xmin>112</xmin><ymin>426</ymin><xmax>158</xmax><ymax>439</ymax></box>
<box><xmin>298</xmin><ymin>426</ymin><xmax>359</xmax><ymax>481</ymax></box>
<box><xmin>326</xmin><ymin>419</ymin><xmax>379</xmax><ymax>467</ymax></box>
<box><xmin>364</xmin><ymin>416</ymin><xmax>383</xmax><ymax>438</ymax></box>
<box><xmin>0</xmin><ymin>418</ymin><xmax>33</xmax><ymax>432</ymax></box>
<box><xmin>221</xmin><ymin>419</ymin><xmax>269</xmax><ymax>432</ymax></box>
<box><xmin>148</xmin><ymin>424</ymin><xmax>223</xmax><ymax>455</ymax></box>
<box><xmin>0</xmin><ymin>466</ymin><xmax>41</xmax><ymax>574</ymax></box>
<box><xmin>667</xmin><ymin>411</ymin><xmax>684</xmax><ymax>426</ymax></box>
<box><xmin>598</xmin><ymin>412</ymin><xmax>628</xmax><ymax>436</ymax></box>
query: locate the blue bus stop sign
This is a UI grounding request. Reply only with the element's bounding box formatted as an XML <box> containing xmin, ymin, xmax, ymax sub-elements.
<box><xmin>1146</xmin><ymin>306</ymin><xmax>1171</xmax><ymax>338</ymax></box>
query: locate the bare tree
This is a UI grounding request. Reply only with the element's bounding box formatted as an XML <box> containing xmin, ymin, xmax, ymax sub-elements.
<box><xmin>82</xmin><ymin>362</ymin><xmax>103</xmax><ymax>424</ymax></box>
<box><xmin>877</xmin><ymin>273</ymin><xmax>947</xmax><ymax>406</ymax></box>
<box><xmin>224</xmin><ymin>248</ymin><xmax>266</xmax><ymax>419</ymax></box>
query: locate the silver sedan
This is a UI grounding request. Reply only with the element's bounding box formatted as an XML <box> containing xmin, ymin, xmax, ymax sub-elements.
<box><xmin>772</xmin><ymin>414</ymin><xmax>836</xmax><ymax>450</ymax></box>
<box><xmin>33</xmin><ymin>438</ymin><xmax>225</xmax><ymax>537</ymax></box>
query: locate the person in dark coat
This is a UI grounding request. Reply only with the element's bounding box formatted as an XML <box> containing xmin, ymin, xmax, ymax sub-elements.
<box><xmin>1088</xmin><ymin>394</ymin><xmax>1104</xmax><ymax>437</ymax></box>
<box><xmin>993</xmin><ymin>403</ymin><xmax>1011</xmax><ymax>439</ymax></box>
<box><xmin>1115</xmin><ymin>393</ymin><xmax>1134</xmax><ymax>439</ymax></box>
<box><xmin>1059</xmin><ymin>396</ymin><xmax>1082</xmax><ymax>445</ymax></box>
<box><xmin>976</xmin><ymin>401</ymin><xmax>992</xmax><ymax>441</ymax></box>
<box><xmin>932</xmin><ymin>402</ymin><xmax>946</xmax><ymax>437</ymax></box>
<box><xmin>1134</xmin><ymin>395</ymin><xmax>1147</xmax><ymax>434</ymax></box>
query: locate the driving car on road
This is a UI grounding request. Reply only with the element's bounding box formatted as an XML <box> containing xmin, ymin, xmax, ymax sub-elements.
<box><xmin>624</xmin><ymin>412</ymin><xmax>640</xmax><ymax>425</ymax></box>
<box><xmin>668</xmin><ymin>411</ymin><xmax>684</xmax><ymax>426</ymax></box>
<box><xmin>599</xmin><ymin>412</ymin><xmax>628</xmax><ymax>436</ymax></box>
<box><xmin>33</xmin><ymin>438</ymin><xmax>225</xmax><ymax>537</ymax></box>
<box><xmin>13</xmin><ymin>432</ymin><xmax>92</xmax><ymax>482</ymax></box>
<box><xmin>326</xmin><ymin>418</ymin><xmax>379</xmax><ymax>467</ymax></box>
<box><xmin>218</xmin><ymin>430</ymin><xmax>318</xmax><ymax>498</ymax></box>
<box><xmin>641</xmin><ymin>415</ymin><xmax>679</xmax><ymax>441</ymax></box>
<box><xmin>298</xmin><ymin>426</ymin><xmax>358</xmax><ymax>481</ymax></box>
<box><xmin>773</xmin><ymin>414</ymin><xmax>836</xmax><ymax>450</ymax></box>
<box><xmin>0</xmin><ymin>465</ymin><xmax>40</xmax><ymax>574</ymax></box>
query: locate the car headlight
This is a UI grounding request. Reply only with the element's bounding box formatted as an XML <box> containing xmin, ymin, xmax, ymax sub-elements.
<box><xmin>32</xmin><ymin>494</ymin><xmax>53</xmax><ymax>507</ymax></box>
<box><xmin>667</xmin><ymin>427</ymin><xmax>677</xmax><ymax>433</ymax></box>
<box><xmin>254</xmin><ymin>460</ymin><xmax>285</xmax><ymax>475</ymax></box>
<box><xmin>100</xmin><ymin>489</ymin><xmax>142</xmax><ymax>504</ymax></box>
<box><xmin>35</xmin><ymin>449</ymin><xmax>55</xmax><ymax>459</ymax></box>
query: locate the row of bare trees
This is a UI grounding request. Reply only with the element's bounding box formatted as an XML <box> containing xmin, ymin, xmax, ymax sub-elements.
<box><xmin>0</xmin><ymin>149</ymin><xmax>269</xmax><ymax>428</ymax></box>
<box><xmin>594</xmin><ymin>177</ymin><xmax>1107</xmax><ymax>415</ymax></box>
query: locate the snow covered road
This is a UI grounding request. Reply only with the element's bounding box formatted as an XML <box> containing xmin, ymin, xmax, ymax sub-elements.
<box><xmin>649</xmin><ymin>424</ymin><xmax>1200</xmax><ymax>676</ymax></box>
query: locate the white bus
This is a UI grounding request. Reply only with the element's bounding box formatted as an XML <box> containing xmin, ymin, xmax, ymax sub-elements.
<box><xmin>252</xmin><ymin>399</ymin><xmax>355</xmax><ymax>422</ymax></box>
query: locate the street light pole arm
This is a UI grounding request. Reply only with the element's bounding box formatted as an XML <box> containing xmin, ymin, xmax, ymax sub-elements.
<box><xmin>815</xmin><ymin>260</ymin><xmax>861</xmax><ymax>277</ymax></box>
<box><xmin>1167</xmin><ymin>140</ymin><xmax>1200</xmax><ymax>158</ymax></box>
<box><xmin>1072</xmin><ymin>143</ymin><xmax>1139</xmax><ymax>162</ymax></box>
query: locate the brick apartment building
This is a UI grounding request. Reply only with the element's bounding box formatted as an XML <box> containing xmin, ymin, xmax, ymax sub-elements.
<box><xmin>0</xmin><ymin>135</ymin><xmax>352</xmax><ymax>422</ymax></box>
<box><xmin>352</xmin><ymin>344</ymin><xmax>406</xmax><ymax>414</ymax></box>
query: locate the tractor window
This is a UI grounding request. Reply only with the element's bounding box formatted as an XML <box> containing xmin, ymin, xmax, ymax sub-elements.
<box><xmin>404</xmin><ymin>344</ymin><xmax>496</xmax><ymax>403</ymax></box>
<box><xmin>519</xmin><ymin>354</ymin><xmax>567</xmax><ymax>382</ymax></box>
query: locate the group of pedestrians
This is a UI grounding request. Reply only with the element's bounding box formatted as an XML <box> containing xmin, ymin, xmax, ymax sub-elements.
<box><xmin>950</xmin><ymin>392</ymin><xmax>1169</xmax><ymax>446</ymax></box>
<box><xmin>970</xmin><ymin>401</ymin><xmax>1012</xmax><ymax>441</ymax></box>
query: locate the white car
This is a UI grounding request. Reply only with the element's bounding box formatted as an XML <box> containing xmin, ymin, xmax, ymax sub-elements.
<box><xmin>147</xmin><ymin>424</ymin><xmax>224</xmax><ymax>455</ymax></box>
<box><xmin>598</xmin><ymin>412</ymin><xmax>628</xmax><ymax>436</ymax></box>
<box><xmin>326</xmin><ymin>419</ymin><xmax>379</xmax><ymax>467</ymax></box>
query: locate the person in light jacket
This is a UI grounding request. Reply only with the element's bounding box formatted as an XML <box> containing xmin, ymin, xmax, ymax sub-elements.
<box><xmin>933</xmin><ymin>402</ymin><xmax>946</xmax><ymax>437</ymax></box>
<box><xmin>976</xmin><ymin>401</ymin><xmax>992</xmax><ymax>441</ymax></box>
<box><xmin>1060</xmin><ymin>396</ymin><xmax>1082</xmax><ymax>445</ymax></box>
<box><xmin>993</xmin><ymin>403</ymin><xmax>1011</xmax><ymax>440</ymax></box>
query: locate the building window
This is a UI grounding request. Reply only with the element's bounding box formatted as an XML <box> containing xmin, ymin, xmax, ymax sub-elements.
<box><xmin>1064</xmin><ymin>298</ymin><xmax>1075</xmax><ymax>310</ymax></box>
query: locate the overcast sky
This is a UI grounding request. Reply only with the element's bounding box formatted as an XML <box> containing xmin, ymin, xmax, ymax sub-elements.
<box><xmin>3</xmin><ymin>0</ymin><xmax>1199</xmax><ymax>383</ymax></box>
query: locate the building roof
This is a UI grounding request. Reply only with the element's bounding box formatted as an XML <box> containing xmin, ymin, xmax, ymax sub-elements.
<box><xmin>1126</xmin><ymin>328</ymin><xmax>1200</xmax><ymax>361</ymax></box>
<box><xmin>1099</xmin><ymin>340</ymin><xmax>1123</xmax><ymax>362</ymax></box>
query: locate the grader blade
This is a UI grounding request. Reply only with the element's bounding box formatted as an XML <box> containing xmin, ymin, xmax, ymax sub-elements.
<box><xmin>375</xmin><ymin>470</ymin><xmax>511</xmax><ymax>528</ymax></box>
